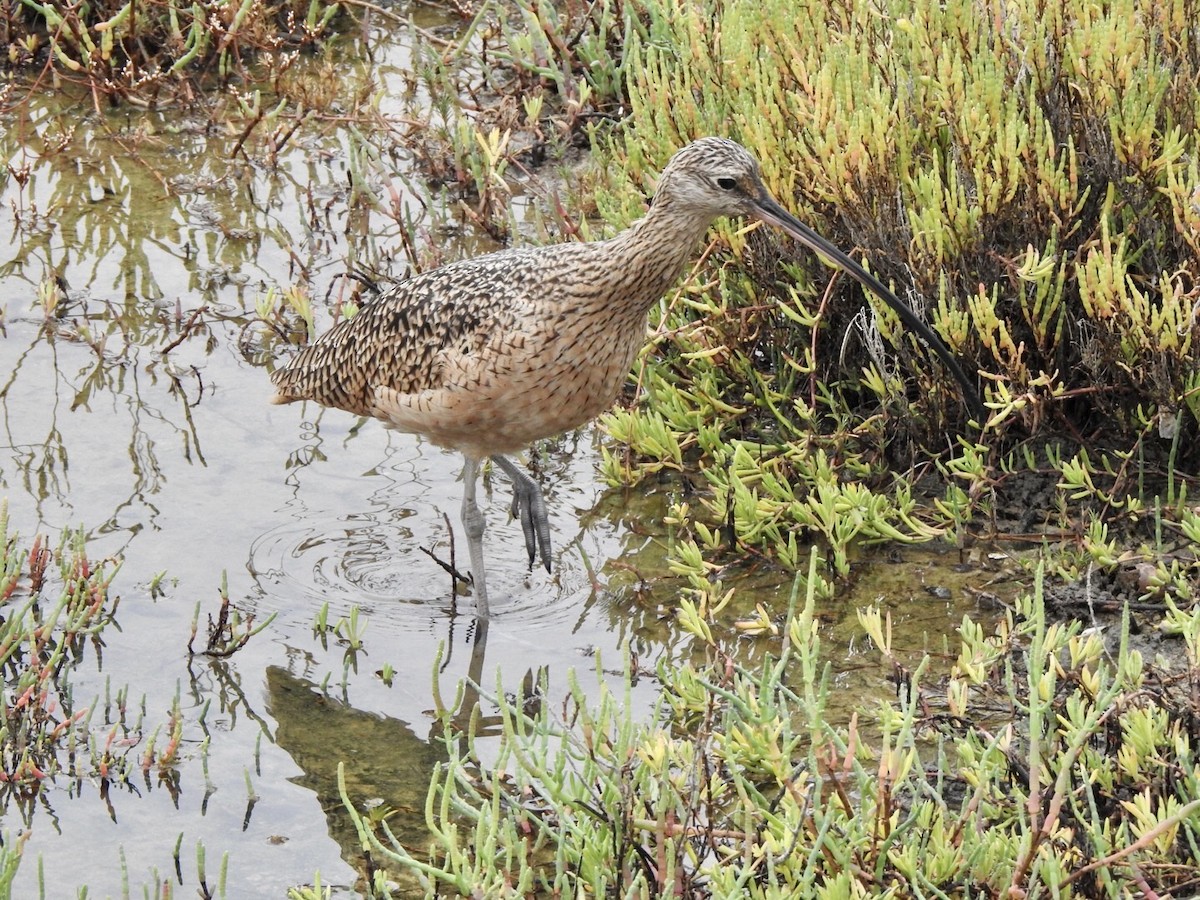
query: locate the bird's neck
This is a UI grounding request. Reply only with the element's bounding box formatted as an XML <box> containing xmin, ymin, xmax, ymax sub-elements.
<box><xmin>602</xmin><ymin>198</ymin><xmax>719</xmax><ymax>312</ymax></box>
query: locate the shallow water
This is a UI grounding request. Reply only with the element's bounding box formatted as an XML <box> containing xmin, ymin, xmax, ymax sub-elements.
<box><xmin>0</xmin><ymin>26</ymin><xmax>1006</xmax><ymax>900</ymax></box>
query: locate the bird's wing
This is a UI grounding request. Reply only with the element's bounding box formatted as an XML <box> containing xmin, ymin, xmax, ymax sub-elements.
<box><xmin>269</xmin><ymin>252</ymin><xmax>535</xmax><ymax>417</ymax></box>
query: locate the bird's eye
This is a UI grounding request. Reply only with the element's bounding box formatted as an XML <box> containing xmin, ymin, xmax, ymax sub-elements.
<box><xmin>716</xmin><ymin>176</ymin><xmax>737</xmax><ymax>190</ymax></box>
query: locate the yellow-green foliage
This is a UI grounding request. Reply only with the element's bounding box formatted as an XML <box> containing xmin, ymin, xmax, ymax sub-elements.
<box><xmin>588</xmin><ymin>0</ymin><xmax>1200</xmax><ymax>566</ymax></box>
<box><xmin>607</xmin><ymin>0</ymin><xmax>1200</xmax><ymax>405</ymax></box>
<box><xmin>344</xmin><ymin>558</ymin><xmax>1200</xmax><ymax>897</ymax></box>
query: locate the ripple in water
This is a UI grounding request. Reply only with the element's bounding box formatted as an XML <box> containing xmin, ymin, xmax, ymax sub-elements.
<box><xmin>248</xmin><ymin>494</ymin><xmax>607</xmax><ymax>638</ymax></box>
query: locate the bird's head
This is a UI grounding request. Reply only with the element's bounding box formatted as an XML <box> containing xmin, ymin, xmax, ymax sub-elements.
<box><xmin>652</xmin><ymin>137</ymin><xmax>772</xmax><ymax>219</ymax></box>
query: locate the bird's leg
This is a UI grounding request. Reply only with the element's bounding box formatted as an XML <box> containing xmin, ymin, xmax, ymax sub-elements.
<box><xmin>490</xmin><ymin>455</ymin><xmax>552</xmax><ymax>573</ymax></box>
<box><xmin>460</xmin><ymin>456</ymin><xmax>490</xmax><ymax>617</ymax></box>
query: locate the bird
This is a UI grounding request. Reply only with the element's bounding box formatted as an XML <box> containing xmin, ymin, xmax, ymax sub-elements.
<box><xmin>270</xmin><ymin>137</ymin><xmax>983</xmax><ymax>617</ymax></box>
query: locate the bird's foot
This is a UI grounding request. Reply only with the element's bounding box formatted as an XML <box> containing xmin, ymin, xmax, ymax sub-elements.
<box><xmin>490</xmin><ymin>455</ymin><xmax>552</xmax><ymax>573</ymax></box>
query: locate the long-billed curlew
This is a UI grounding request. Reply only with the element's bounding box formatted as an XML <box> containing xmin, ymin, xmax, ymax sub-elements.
<box><xmin>270</xmin><ymin>137</ymin><xmax>982</xmax><ymax>616</ymax></box>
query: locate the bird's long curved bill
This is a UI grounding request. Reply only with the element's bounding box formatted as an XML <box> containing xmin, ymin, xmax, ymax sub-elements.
<box><xmin>751</xmin><ymin>195</ymin><xmax>985</xmax><ymax>421</ymax></box>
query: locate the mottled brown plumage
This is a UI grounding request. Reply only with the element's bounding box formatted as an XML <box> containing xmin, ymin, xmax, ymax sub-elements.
<box><xmin>270</xmin><ymin>239</ymin><xmax>686</xmax><ymax>460</ymax></box>
<box><xmin>271</xmin><ymin>138</ymin><xmax>980</xmax><ymax>616</ymax></box>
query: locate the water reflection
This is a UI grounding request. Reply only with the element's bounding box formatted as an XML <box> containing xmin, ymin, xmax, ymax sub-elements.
<box><xmin>0</xmin><ymin>323</ymin><xmax>193</xmax><ymax>539</ymax></box>
<box><xmin>0</xmin><ymin>74</ymin><xmax>417</xmax><ymax>537</ymax></box>
<box><xmin>266</xmin><ymin>665</ymin><xmax>445</xmax><ymax>877</ymax></box>
<box><xmin>8</xmin><ymin>104</ymin><xmax>237</xmax><ymax>305</ymax></box>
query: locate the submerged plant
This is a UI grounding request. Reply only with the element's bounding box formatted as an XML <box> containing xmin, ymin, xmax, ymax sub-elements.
<box><xmin>187</xmin><ymin>570</ymin><xmax>275</xmax><ymax>658</ymax></box>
